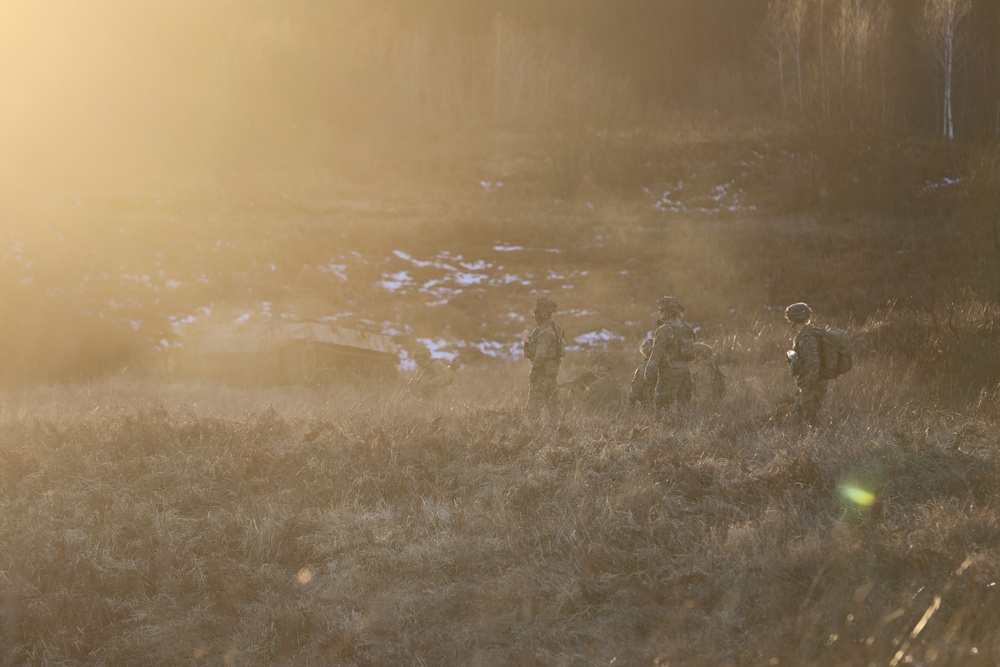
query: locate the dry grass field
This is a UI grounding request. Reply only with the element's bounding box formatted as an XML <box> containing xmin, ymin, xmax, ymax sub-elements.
<box><xmin>2</xmin><ymin>130</ymin><xmax>1000</xmax><ymax>666</ymax></box>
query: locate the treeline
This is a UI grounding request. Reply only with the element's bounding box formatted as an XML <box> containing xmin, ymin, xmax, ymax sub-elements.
<box><xmin>210</xmin><ymin>0</ymin><xmax>1000</xmax><ymax>137</ymax></box>
<box><xmin>4</xmin><ymin>0</ymin><xmax>1000</xmax><ymax>183</ymax></box>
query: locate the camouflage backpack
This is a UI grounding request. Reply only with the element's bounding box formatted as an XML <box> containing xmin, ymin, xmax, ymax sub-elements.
<box><xmin>674</xmin><ymin>321</ymin><xmax>696</xmax><ymax>362</ymax></box>
<box><xmin>553</xmin><ymin>322</ymin><xmax>567</xmax><ymax>359</ymax></box>
<box><xmin>818</xmin><ymin>327</ymin><xmax>852</xmax><ymax>380</ymax></box>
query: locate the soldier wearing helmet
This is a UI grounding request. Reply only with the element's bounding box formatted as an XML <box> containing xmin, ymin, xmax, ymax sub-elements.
<box><xmin>784</xmin><ymin>302</ymin><xmax>825</xmax><ymax>424</ymax></box>
<box><xmin>629</xmin><ymin>337</ymin><xmax>657</xmax><ymax>408</ymax></box>
<box><xmin>410</xmin><ymin>345</ymin><xmax>456</xmax><ymax>398</ymax></box>
<box><xmin>524</xmin><ymin>297</ymin><xmax>566</xmax><ymax>426</ymax></box>
<box><xmin>645</xmin><ymin>296</ymin><xmax>697</xmax><ymax>421</ymax></box>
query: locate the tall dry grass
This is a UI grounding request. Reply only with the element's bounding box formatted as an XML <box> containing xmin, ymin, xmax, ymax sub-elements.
<box><xmin>2</xmin><ymin>327</ymin><xmax>999</xmax><ymax>666</ymax></box>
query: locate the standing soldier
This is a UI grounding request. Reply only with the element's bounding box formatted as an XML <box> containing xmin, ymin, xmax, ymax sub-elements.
<box><xmin>629</xmin><ymin>338</ymin><xmax>656</xmax><ymax>408</ymax></box>
<box><xmin>644</xmin><ymin>296</ymin><xmax>696</xmax><ymax>421</ymax></box>
<box><xmin>784</xmin><ymin>302</ymin><xmax>825</xmax><ymax>425</ymax></box>
<box><xmin>524</xmin><ymin>298</ymin><xmax>565</xmax><ymax>426</ymax></box>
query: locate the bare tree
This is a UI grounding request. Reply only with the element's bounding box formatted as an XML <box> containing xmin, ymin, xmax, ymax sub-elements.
<box><xmin>921</xmin><ymin>0</ymin><xmax>973</xmax><ymax>140</ymax></box>
<box><xmin>821</xmin><ymin>0</ymin><xmax>892</xmax><ymax>130</ymax></box>
<box><xmin>816</xmin><ymin>0</ymin><xmax>830</xmax><ymax>119</ymax></box>
<box><xmin>490</xmin><ymin>15</ymin><xmax>524</xmax><ymax>121</ymax></box>
<box><xmin>762</xmin><ymin>0</ymin><xmax>808</xmax><ymax>115</ymax></box>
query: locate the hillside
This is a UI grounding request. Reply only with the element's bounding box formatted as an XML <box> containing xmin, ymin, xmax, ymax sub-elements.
<box><xmin>2</xmin><ymin>130</ymin><xmax>1000</xmax><ymax>666</ymax></box>
<box><xmin>0</xmin><ymin>132</ymin><xmax>991</xmax><ymax>395</ymax></box>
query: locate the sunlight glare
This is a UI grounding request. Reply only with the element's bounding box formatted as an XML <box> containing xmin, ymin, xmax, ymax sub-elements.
<box><xmin>841</xmin><ymin>485</ymin><xmax>875</xmax><ymax>507</ymax></box>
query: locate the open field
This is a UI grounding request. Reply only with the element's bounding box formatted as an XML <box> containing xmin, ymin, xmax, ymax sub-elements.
<box><xmin>3</xmin><ymin>356</ymin><xmax>1000</xmax><ymax>666</ymax></box>
<box><xmin>2</xmin><ymin>129</ymin><xmax>1000</xmax><ymax>666</ymax></box>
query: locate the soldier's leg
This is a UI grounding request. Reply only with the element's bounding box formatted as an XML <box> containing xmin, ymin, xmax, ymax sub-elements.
<box><xmin>629</xmin><ymin>368</ymin><xmax>645</xmax><ymax>406</ymax></box>
<box><xmin>792</xmin><ymin>382</ymin><xmax>827</xmax><ymax>425</ymax></box>
<box><xmin>653</xmin><ymin>368</ymin><xmax>682</xmax><ymax>421</ymax></box>
<box><xmin>803</xmin><ymin>382</ymin><xmax>828</xmax><ymax>424</ymax></box>
<box><xmin>527</xmin><ymin>368</ymin><xmax>544</xmax><ymax>420</ymax></box>
<box><xmin>677</xmin><ymin>369</ymin><xmax>693</xmax><ymax>417</ymax></box>
<box><xmin>791</xmin><ymin>391</ymin><xmax>805</xmax><ymax>420</ymax></box>
<box><xmin>544</xmin><ymin>376</ymin><xmax>561</xmax><ymax>425</ymax></box>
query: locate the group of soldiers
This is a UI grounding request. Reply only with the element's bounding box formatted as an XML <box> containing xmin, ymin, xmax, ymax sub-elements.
<box><xmin>524</xmin><ymin>296</ymin><xmax>831</xmax><ymax>427</ymax></box>
<box><xmin>408</xmin><ymin>294</ymin><xmax>832</xmax><ymax>427</ymax></box>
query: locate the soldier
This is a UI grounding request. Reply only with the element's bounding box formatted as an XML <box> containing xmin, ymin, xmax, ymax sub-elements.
<box><xmin>524</xmin><ymin>297</ymin><xmax>565</xmax><ymax>426</ymax></box>
<box><xmin>629</xmin><ymin>338</ymin><xmax>657</xmax><ymax>408</ymax></box>
<box><xmin>690</xmin><ymin>342</ymin><xmax>726</xmax><ymax>410</ymax></box>
<box><xmin>577</xmin><ymin>354</ymin><xmax>624</xmax><ymax>414</ymax></box>
<box><xmin>559</xmin><ymin>369</ymin><xmax>597</xmax><ymax>406</ymax></box>
<box><xmin>784</xmin><ymin>302</ymin><xmax>825</xmax><ymax>425</ymax></box>
<box><xmin>644</xmin><ymin>296</ymin><xmax>696</xmax><ymax>421</ymax></box>
<box><xmin>410</xmin><ymin>345</ymin><xmax>456</xmax><ymax>398</ymax></box>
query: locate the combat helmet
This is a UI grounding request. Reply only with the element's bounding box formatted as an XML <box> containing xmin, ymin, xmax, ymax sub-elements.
<box><xmin>656</xmin><ymin>295</ymin><xmax>685</xmax><ymax>314</ymax></box>
<box><xmin>413</xmin><ymin>345</ymin><xmax>432</xmax><ymax>361</ymax></box>
<box><xmin>692</xmin><ymin>342</ymin><xmax>714</xmax><ymax>359</ymax></box>
<box><xmin>534</xmin><ymin>298</ymin><xmax>557</xmax><ymax>316</ymax></box>
<box><xmin>784</xmin><ymin>302</ymin><xmax>813</xmax><ymax>324</ymax></box>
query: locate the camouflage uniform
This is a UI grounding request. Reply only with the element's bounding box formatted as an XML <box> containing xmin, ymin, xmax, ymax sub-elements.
<box><xmin>525</xmin><ymin>298</ymin><xmax>565</xmax><ymax>424</ymax></box>
<box><xmin>629</xmin><ymin>338</ymin><xmax>657</xmax><ymax>407</ymax></box>
<box><xmin>411</xmin><ymin>348</ymin><xmax>456</xmax><ymax>398</ymax></box>
<box><xmin>785</xmin><ymin>303</ymin><xmax>827</xmax><ymax>424</ymax></box>
<box><xmin>691</xmin><ymin>342</ymin><xmax>725</xmax><ymax>410</ymax></box>
<box><xmin>645</xmin><ymin>297</ymin><xmax>696</xmax><ymax>421</ymax></box>
<box><xmin>578</xmin><ymin>355</ymin><xmax>623</xmax><ymax>413</ymax></box>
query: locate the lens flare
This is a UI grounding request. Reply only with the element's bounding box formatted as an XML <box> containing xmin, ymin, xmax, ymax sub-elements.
<box><xmin>841</xmin><ymin>485</ymin><xmax>875</xmax><ymax>507</ymax></box>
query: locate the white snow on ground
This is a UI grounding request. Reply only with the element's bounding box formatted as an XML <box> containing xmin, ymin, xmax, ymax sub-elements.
<box><xmin>452</xmin><ymin>272</ymin><xmax>488</xmax><ymax>286</ymax></box>
<box><xmin>394</xmin><ymin>250</ymin><xmax>443</xmax><ymax>268</ymax></box>
<box><xmin>415</xmin><ymin>338</ymin><xmax>458</xmax><ymax>361</ymax></box>
<box><xmin>479</xmin><ymin>181</ymin><xmax>504</xmax><ymax>193</ymax></box>
<box><xmin>316</xmin><ymin>262</ymin><xmax>349</xmax><ymax>281</ymax></box>
<box><xmin>573</xmin><ymin>329</ymin><xmax>626</xmax><ymax>347</ymax></box>
<box><xmin>33</xmin><ymin>174</ymin><xmax>768</xmax><ymax>362</ymax></box>
<box><xmin>470</xmin><ymin>340</ymin><xmax>523</xmax><ymax>360</ymax></box>
<box><xmin>651</xmin><ymin>178</ymin><xmax>756</xmax><ymax>214</ymax></box>
<box><xmin>377</xmin><ymin>271</ymin><xmax>412</xmax><ymax>292</ymax></box>
<box><xmin>923</xmin><ymin>176</ymin><xmax>962</xmax><ymax>190</ymax></box>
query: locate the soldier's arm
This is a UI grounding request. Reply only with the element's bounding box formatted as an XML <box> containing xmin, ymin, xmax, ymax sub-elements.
<box><xmin>644</xmin><ymin>328</ymin><xmax>669</xmax><ymax>380</ymax></box>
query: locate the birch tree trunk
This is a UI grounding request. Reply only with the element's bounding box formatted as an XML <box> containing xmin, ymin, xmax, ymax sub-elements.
<box><xmin>921</xmin><ymin>0</ymin><xmax>972</xmax><ymax>141</ymax></box>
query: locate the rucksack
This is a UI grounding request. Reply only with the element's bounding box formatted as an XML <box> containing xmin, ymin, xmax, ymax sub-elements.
<box><xmin>553</xmin><ymin>322</ymin><xmax>566</xmax><ymax>359</ymax></box>
<box><xmin>818</xmin><ymin>327</ymin><xmax>852</xmax><ymax>380</ymax></box>
<box><xmin>675</xmin><ymin>322</ymin><xmax>696</xmax><ymax>362</ymax></box>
